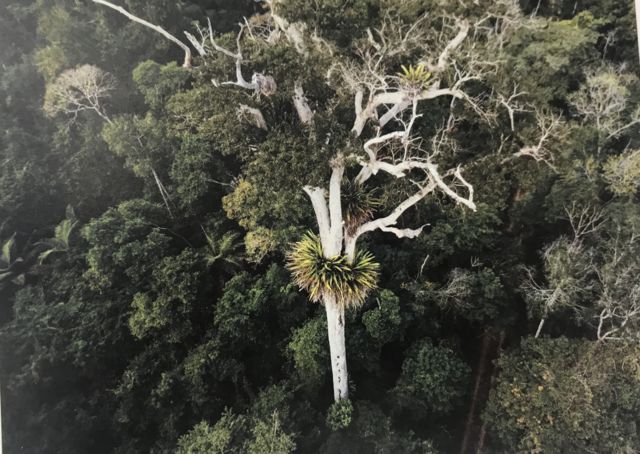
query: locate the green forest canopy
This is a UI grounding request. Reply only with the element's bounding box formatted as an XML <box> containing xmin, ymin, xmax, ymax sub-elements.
<box><xmin>1</xmin><ymin>0</ymin><xmax>640</xmax><ymax>452</ymax></box>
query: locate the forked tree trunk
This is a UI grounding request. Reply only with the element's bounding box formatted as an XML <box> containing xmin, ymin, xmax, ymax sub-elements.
<box><xmin>324</xmin><ymin>296</ymin><xmax>349</xmax><ymax>401</ymax></box>
<box><xmin>304</xmin><ymin>160</ymin><xmax>349</xmax><ymax>402</ymax></box>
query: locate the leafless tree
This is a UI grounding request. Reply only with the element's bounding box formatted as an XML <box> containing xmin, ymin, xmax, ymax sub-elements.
<box><xmin>43</xmin><ymin>64</ymin><xmax>116</xmax><ymax>124</ymax></box>
<box><xmin>569</xmin><ymin>66</ymin><xmax>640</xmax><ymax>145</ymax></box>
<box><xmin>498</xmin><ymin>83</ymin><xmax>528</xmax><ymax>132</ymax></box>
<box><xmin>509</xmin><ymin>108</ymin><xmax>563</xmax><ymax>171</ymax></box>
<box><xmin>435</xmin><ymin>267</ymin><xmax>479</xmax><ymax>314</ymax></box>
<box><xmin>524</xmin><ymin>204</ymin><xmax>602</xmax><ymax>338</ymax></box>
<box><xmin>184</xmin><ymin>18</ymin><xmax>277</xmax><ymax>96</ymax></box>
<box><xmin>595</xmin><ymin>224</ymin><xmax>640</xmax><ymax>341</ymax></box>
<box><xmin>524</xmin><ymin>202</ymin><xmax>640</xmax><ymax>342</ymax></box>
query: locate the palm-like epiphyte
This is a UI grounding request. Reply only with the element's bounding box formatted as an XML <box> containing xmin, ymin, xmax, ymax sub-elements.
<box><xmin>287</xmin><ymin>232</ymin><xmax>380</xmax><ymax>307</ymax></box>
<box><xmin>37</xmin><ymin>205</ymin><xmax>79</xmax><ymax>264</ymax></box>
<box><xmin>0</xmin><ymin>234</ymin><xmax>25</xmax><ymax>285</ymax></box>
<box><xmin>202</xmin><ymin>228</ymin><xmax>243</xmax><ymax>268</ymax></box>
<box><xmin>342</xmin><ymin>180</ymin><xmax>381</xmax><ymax>236</ymax></box>
<box><xmin>397</xmin><ymin>64</ymin><xmax>432</xmax><ymax>91</ymax></box>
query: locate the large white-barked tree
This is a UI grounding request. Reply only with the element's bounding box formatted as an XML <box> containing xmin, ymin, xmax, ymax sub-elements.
<box><xmin>89</xmin><ymin>0</ymin><xmax>537</xmax><ymax>403</ymax></box>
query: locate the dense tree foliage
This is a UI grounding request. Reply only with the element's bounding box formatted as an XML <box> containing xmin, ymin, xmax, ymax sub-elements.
<box><xmin>1</xmin><ymin>0</ymin><xmax>640</xmax><ymax>452</ymax></box>
<box><xmin>485</xmin><ymin>337</ymin><xmax>640</xmax><ymax>452</ymax></box>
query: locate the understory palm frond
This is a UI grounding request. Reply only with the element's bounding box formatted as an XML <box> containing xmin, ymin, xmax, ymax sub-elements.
<box><xmin>203</xmin><ymin>228</ymin><xmax>243</xmax><ymax>268</ymax></box>
<box><xmin>37</xmin><ymin>205</ymin><xmax>78</xmax><ymax>264</ymax></box>
<box><xmin>0</xmin><ymin>234</ymin><xmax>25</xmax><ymax>285</ymax></box>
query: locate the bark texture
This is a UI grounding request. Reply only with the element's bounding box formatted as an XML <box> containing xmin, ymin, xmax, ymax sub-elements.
<box><xmin>324</xmin><ymin>297</ymin><xmax>349</xmax><ymax>400</ymax></box>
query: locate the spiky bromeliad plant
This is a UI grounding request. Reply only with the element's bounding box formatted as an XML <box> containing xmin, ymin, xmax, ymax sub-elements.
<box><xmin>397</xmin><ymin>64</ymin><xmax>432</xmax><ymax>91</ymax></box>
<box><xmin>287</xmin><ymin>232</ymin><xmax>380</xmax><ymax>308</ymax></box>
<box><xmin>342</xmin><ymin>180</ymin><xmax>381</xmax><ymax>236</ymax></box>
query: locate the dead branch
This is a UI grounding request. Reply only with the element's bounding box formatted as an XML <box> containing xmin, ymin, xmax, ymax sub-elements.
<box><xmin>354</xmin><ymin>181</ymin><xmax>437</xmax><ymax>242</ymax></box>
<box><xmin>91</xmin><ymin>0</ymin><xmax>193</xmax><ymax>68</ymax></box>
<box><xmin>507</xmin><ymin>108</ymin><xmax>562</xmax><ymax>171</ymax></box>
<box><xmin>498</xmin><ymin>84</ymin><xmax>528</xmax><ymax>131</ymax></box>
<box><xmin>426</xmin><ymin>19</ymin><xmax>470</xmax><ymax>73</ymax></box>
<box><xmin>293</xmin><ymin>82</ymin><xmax>314</xmax><ymax>125</ymax></box>
<box><xmin>570</xmin><ymin>66</ymin><xmax>640</xmax><ymax>142</ymax></box>
<box><xmin>43</xmin><ymin>64</ymin><xmax>115</xmax><ymax>124</ymax></box>
<box><xmin>565</xmin><ymin>203</ymin><xmax>604</xmax><ymax>241</ymax></box>
<box><xmin>237</xmin><ymin>104</ymin><xmax>268</xmax><ymax>130</ymax></box>
<box><xmin>190</xmin><ymin>19</ymin><xmax>277</xmax><ymax>96</ymax></box>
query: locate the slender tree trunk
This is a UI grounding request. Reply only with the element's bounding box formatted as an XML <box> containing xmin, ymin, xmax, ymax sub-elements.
<box><xmin>534</xmin><ymin>317</ymin><xmax>545</xmax><ymax>338</ymax></box>
<box><xmin>475</xmin><ymin>331</ymin><xmax>505</xmax><ymax>453</ymax></box>
<box><xmin>0</xmin><ymin>377</ymin><xmax>3</xmax><ymax>454</ymax></box>
<box><xmin>324</xmin><ymin>296</ymin><xmax>348</xmax><ymax>401</ymax></box>
<box><xmin>635</xmin><ymin>0</ymin><xmax>640</xmax><ymax>64</ymax></box>
<box><xmin>460</xmin><ymin>330</ymin><xmax>492</xmax><ymax>454</ymax></box>
<box><xmin>459</xmin><ymin>330</ymin><xmax>505</xmax><ymax>454</ymax></box>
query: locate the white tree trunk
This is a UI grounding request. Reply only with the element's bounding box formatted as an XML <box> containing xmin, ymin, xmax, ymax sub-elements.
<box><xmin>534</xmin><ymin>317</ymin><xmax>545</xmax><ymax>338</ymax></box>
<box><xmin>324</xmin><ymin>297</ymin><xmax>349</xmax><ymax>401</ymax></box>
<box><xmin>304</xmin><ymin>162</ymin><xmax>349</xmax><ymax>402</ymax></box>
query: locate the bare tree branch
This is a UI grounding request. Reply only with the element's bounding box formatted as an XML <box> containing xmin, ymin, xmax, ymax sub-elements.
<box><xmin>269</xmin><ymin>11</ymin><xmax>308</xmax><ymax>55</ymax></box>
<box><xmin>293</xmin><ymin>81</ymin><xmax>314</xmax><ymax>125</ymax></box>
<box><xmin>44</xmin><ymin>64</ymin><xmax>116</xmax><ymax>124</ymax></box>
<box><xmin>237</xmin><ymin>104</ymin><xmax>268</xmax><ymax>130</ymax></box>
<box><xmin>427</xmin><ymin>19</ymin><xmax>470</xmax><ymax>73</ymax></box>
<box><xmin>91</xmin><ymin>0</ymin><xmax>192</xmax><ymax>67</ymax></box>
<box><xmin>193</xmin><ymin>20</ymin><xmax>277</xmax><ymax>96</ymax></box>
<box><xmin>426</xmin><ymin>163</ymin><xmax>477</xmax><ymax>211</ymax></box>
<box><xmin>354</xmin><ymin>182</ymin><xmax>437</xmax><ymax>241</ymax></box>
<box><xmin>498</xmin><ymin>84</ymin><xmax>528</xmax><ymax>131</ymax></box>
<box><xmin>352</xmin><ymin>86</ymin><xmax>465</xmax><ymax>137</ymax></box>
<box><xmin>505</xmin><ymin>108</ymin><xmax>562</xmax><ymax>171</ymax></box>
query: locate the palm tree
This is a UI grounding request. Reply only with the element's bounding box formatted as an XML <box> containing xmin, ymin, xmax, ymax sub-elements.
<box><xmin>37</xmin><ymin>206</ymin><xmax>78</xmax><ymax>264</ymax></box>
<box><xmin>202</xmin><ymin>228</ymin><xmax>243</xmax><ymax>269</ymax></box>
<box><xmin>0</xmin><ymin>234</ymin><xmax>25</xmax><ymax>286</ymax></box>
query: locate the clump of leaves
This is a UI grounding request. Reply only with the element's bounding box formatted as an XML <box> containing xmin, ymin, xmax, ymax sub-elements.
<box><xmin>326</xmin><ymin>399</ymin><xmax>353</xmax><ymax>431</ymax></box>
<box><xmin>603</xmin><ymin>149</ymin><xmax>640</xmax><ymax>196</ymax></box>
<box><xmin>287</xmin><ymin>232</ymin><xmax>379</xmax><ymax>308</ymax></box>
<box><xmin>398</xmin><ymin>64</ymin><xmax>432</xmax><ymax>90</ymax></box>
<box><xmin>392</xmin><ymin>340</ymin><xmax>470</xmax><ymax>415</ymax></box>
<box><xmin>245</xmin><ymin>227</ymin><xmax>277</xmax><ymax>263</ymax></box>
<box><xmin>342</xmin><ymin>180</ymin><xmax>381</xmax><ymax>235</ymax></box>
